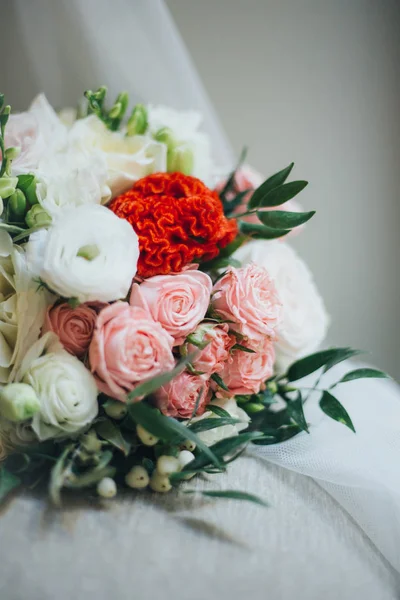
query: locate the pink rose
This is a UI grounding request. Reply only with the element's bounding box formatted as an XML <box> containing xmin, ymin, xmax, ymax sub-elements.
<box><xmin>130</xmin><ymin>270</ymin><xmax>212</xmax><ymax>346</ymax></box>
<box><xmin>217</xmin><ymin>338</ymin><xmax>275</xmax><ymax>396</ymax></box>
<box><xmin>89</xmin><ymin>302</ymin><xmax>175</xmax><ymax>401</ymax></box>
<box><xmin>186</xmin><ymin>323</ymin><xmax>234</xmax><ymax>376</ymax></box>
<box><xmin>215</xmin><ymin>165</ymin><xmax>303</xmax><ymax>234</ymax></box>
<box><xmin>212</xmin><ymin>264</ymin><xmax>281</xmax><ymax>343</ymax></box>
<box><xmin>154</xmin><ymin>372</ymin><xmax>211</xmax><ymax>419</ymax></box>
<box><xmin>44</xmin><ymin>301</ymin><xmax>105</xmax><ymax>358</ymax></box>
<box><xmin>4</xmin><ymin>94</ymin><xmax>65</xmax><ymax>175</ymax></box>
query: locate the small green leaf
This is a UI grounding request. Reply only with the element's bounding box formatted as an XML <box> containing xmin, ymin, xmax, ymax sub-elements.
<box><xmin>284</xmin><ymin>391</ymin><xmax>309</xmax><ymax>433</ymax></box>
<box><xmin>248</xmin><ymin>163</ymin><xmax>294</xmax><ymax>209</ymax></box>
<box><xmin>211</xmin><ymin>373</ymin><xmax>229</xmax><ymax>392</ymax></box>
<box><xmin>49</xmin><ymin>445</ymin><xmax>73</xmax><ymax>507</ymax></box>
<box><xmin>207</xmin><ymin>405</ymin><xmax>231</xmax><ymax>418</ymax></box>
<box><xmin>257</xmin><ymin>181</ymin><xmax>308</xmax><ymax>208</ymax></box>
<box><xmin>219</xmin><ymin>147</ymin><xmax>248</xmax><ymax>200</ymax></box>
<box><xmin>127</xmin><ymin>353</ymin><xmax>196</xmax><ymax>401</ymax></box>
<box><xmin>319</xmin><ymin>391</ymin><xmax>355</xmax><ymax>432</ymax></box>
<box><xmin>333</xmin><ymin>368</ymin><xmax>390</xmax><ymax>387</ymax></box>
<box><xmin>216</xmin><ymin>235</ymin><xmax>246</xmax><ymax>259</ymax></box>
<box><xmin>257</xmin><ymin>210</ymin><xmax>315</xmax><ymax>230</ymax></box>
<box><xmin>239</xmin><ymin>221</ymin><xmax>290</xmax><ymax>239</ymax></box>
<box><xmin>129</xmin><ymin>401</ymin><xmax>223</xmax><ymax>469</ymax></box>
<box><xmin>65</xmin><ymin>466</ymin><xmax>116</xmax><ymax>489</ymax></box>
<box><xmin>232</xmin><ymin>343</ymin><xmax>256</xmax><ymax>353</ymax></box>
<box><xmin>0</xmin><ymin>467</ymin><xmax>21</xmax><ymax>503</ymax></box>
<box><xmin>0</xmin><ymin>222</ymin><xmax>24</xmax><ymax>235</ymax></box>
<box><xmin>188</xmin><ymin>417</ymin><xmax>241</xmax><ymax>434</ymax></box>
<box><xmin>287</xmin><ymin>348</ymin><xmax>363</xmax><ymax>382</ymax></box>
<box><xmin>16</xmin><ymin>174</ymin><xmax>35</xmax><ymax>192</ymax></box>
<box><xmin>95</xmin><ymin>419</ymin><xmax>131</xmax><ymax>456</ymax></box>
<box><xmin>184</xmin><ymin>489</ymin><xmax>269</xmax><ymax>507</ymax></box>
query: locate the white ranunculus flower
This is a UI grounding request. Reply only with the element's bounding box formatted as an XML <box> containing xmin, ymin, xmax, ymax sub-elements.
<box><xmin>235</xmin><ymin>240</ymin><xmax>329</xmax><ymax>371</ymax></box>
<box><xmin>5</xmin><ymin>94</ymin><xmax>66</xmax><ymax>175</ymax></box>
<box><xmin>18</xmin><ymin>333</ymin><xmax>98</xmax><ymax>441</ymax></box>
<box><xmin>148</xmin><ymin>105</ymin><xmax>213</xmax><ymax>186</ymax></box>
<box><xmin>0</xmin><ymin>231</ymin><xmax>53</xmax><ymax>384</ymax></box>
<box><xmin>69</xmin><ymin>115</ymin><xmax>166</xmax><ymax>199</ymax></box>
<box><xmin>189</xmin><ymin>397</ymin><xmax>250</xmax><ymax>446</ymax></box>
<box><xmin>26</xmin><ymin>204</ymin><xmax>140</xmax><ymax>303</ymax></box>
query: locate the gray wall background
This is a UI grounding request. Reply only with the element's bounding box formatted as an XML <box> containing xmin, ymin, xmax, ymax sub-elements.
<box><xmin>167</xmin><ymin>0</ymin><xmax>400</xmax><ymax>377</ymax></box>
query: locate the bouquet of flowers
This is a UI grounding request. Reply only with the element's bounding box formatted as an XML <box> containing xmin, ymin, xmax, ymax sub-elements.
<box><xmin>0</xmin><ymin>87</ymin><xmax>389</xmax><ymax>507</ymax></box>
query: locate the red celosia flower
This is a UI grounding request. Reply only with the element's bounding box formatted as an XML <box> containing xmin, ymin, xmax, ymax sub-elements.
<box><xmin>109</xmin><ymin>172</ymin><xmax>238</xmax><ymax>278</ymax></box>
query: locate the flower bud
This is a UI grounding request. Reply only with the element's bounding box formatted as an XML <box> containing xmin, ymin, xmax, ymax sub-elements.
<box><xmin>178</xmin><ymin>450</ymin><xmax>195</xmax><ymax>469</ymax></box>
<box><xmin>153</xmin><ymin>126</ymin><xmax>175</xmax><ymax>149</ymax></box>
<box><xmin>167</xmin><ymin>145</ymin><xmax>194</xmax><ymax>175</ymax></box>
<box><xmin>4</xmin><ymin>147</ymin><xmax>20</xmax><ymax>161</ymax></box>
<box><xmin>186</xmin><ymin>324</ymin><xmax>213</xmax><ymax>350</ymax></box>
<box><xmin>181</xmin><ymin>439</ymin><xmax>196</xmax><ymax>452</ymax></box>
<box><xmin>97</xmin><ymin>477</ymin><xmax>117</xmax><ymax>498</ymax></box>
<box><xmin>127</xmin><ymin>104</ymin><xmax>148</xmax><ymax>136</ymax></box>
<box><xmin>149</xmin><ymin>470</ymin><xmax>172</xmax><ymax>493</ymax></box>
<box><xmin>156</xmin><ymin>455</ymin><xmax>180</xmax><ymax>476</ymax></box>
<box><xmin>25</xmin><ymin>204</ymin><xmax>52</xmax><ymax>229</ymax></box>
<box><xmin>125</xmin><ymin>465</ymin><xmax>149</xmax><ymax>489</ymax></box>
<box><xmin>245</xmin><ymin>402</ymin><xmax>265</xmax><ymax>414</ymax></box>
<box><xmin>93</xmin><ymin>86</ymin><xmax>107</xmax><ymax>104</ymax></box>
<box><xmin>136</xmin><ymin>424</ymin><xmax>159</xmax><ymax>446</ymax></box>
<box><xmin>80</xmin><ymin>429</ymin><xmax>102</xmax><ymax>454</ymax></box>
<box><xmin>0</xmin><ymin>383</ymin><xmax>40</xmax><ymax>422</ymax></box>
<box><xmin>108</xmin><ymin>102</ymin><xmax>122</xmax><ymax>120</ymax></box>
<box><xmin>104</xmin><ymin>400</ymin><xmax>127</xmax><ymax>420</ymax></box>
<box><xmin>8</xmin><ymin>189</ymin><xmax>27</xmax><ymax>219</ymax></box>
<box><xmin>0</xmin><ymin>176</ymin><xmax>18</xmax><ymax>199</ymax></box>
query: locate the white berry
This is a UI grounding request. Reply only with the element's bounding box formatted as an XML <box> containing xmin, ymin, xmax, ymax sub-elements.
<box><xmin>182</xmin><ymin>440</ymin><xmax>196</xmax><ymax>452</ymax></box>
<box><xmin>156</xmin><ymin>455</ymin><xmax>180</xmax><ymax>476</ymax></box>
<box><xmin>125</xmin><ymin>466</ymin><xmax>150</xmax><ymax>489</ymax></box>
<box><xmin>149</xmin><ymin>471</ymin><xmax>172</xmax><ymax>493</ymax></box>
<box><xmin>97</xmin><ymin>477</ymin><xmax>117</xmax><ymax>498</ymax></box>
<box><xmin>104</xmin><ymin>401</ymin><xmax>127</xmax><ymax>420</ymax></box>
<box><xmin>178</xmin><ymin>450</ymin><xmax>195</xmax><ymax>469</ymax></box>
<box><xmin>136</xmin><ymin>424</ymin><xmax>159</xmax><ymax>446</ymax></box>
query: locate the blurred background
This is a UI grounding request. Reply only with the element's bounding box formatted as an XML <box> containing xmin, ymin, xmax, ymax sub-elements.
<box><xmin>2</xmin><ymin>0</ymin><xmax>399</xmax><ymax>377</ymax></box>
<box><xmin>166</xmin><ymin>0</ymin><xmax>400</xmax><ymax>377</ymax></box>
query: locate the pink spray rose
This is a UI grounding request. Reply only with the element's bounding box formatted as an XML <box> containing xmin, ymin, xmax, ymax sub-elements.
<box><xmin>44</xmin><ymin>301</ymin><xmax>105</xmax><ymax>358</ymax></box>
<box><xmin>212</xmin><ymin>264</ymin><xmax>281</xmax><ymax>343</ymax></box>
<box><xmin>186</xmin><ymin>323</ymin><xmax>234</xmax><ymax>376</ymax></box>
<box><xmin>89</xmin><ymin>302</ymin><xmax>175</xmax><ymax>401</ymax></box>
<box><xmin>154</xmin><ymin>372</ymin><xmax>211</xmax><ymax>419</ymax></box>
<box><xmin>130</xmin><ymin>269</ymin><xmax>212</xmax><ymax>346</ymax></box>
<box><xmin>217</xmin><ymin>337</ymin><xmax>275</xmax><ymax>396</ymax></box>
<box><xmin>215</xmin><ymin>165</ymin><xmax>303</xmax><ymax>234</ymax></box>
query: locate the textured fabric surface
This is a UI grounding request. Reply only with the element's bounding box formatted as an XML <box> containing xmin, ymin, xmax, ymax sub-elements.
<box><xmin>1</xmin><ymin>456</ymin><xmax>399</xmax><ymax>600</ymax></box>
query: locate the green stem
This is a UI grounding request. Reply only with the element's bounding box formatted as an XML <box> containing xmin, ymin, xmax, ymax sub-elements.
<box><xmin>233</xmin><ymin>209</ymin><xmax>258</xmax><ymax>219</ymax></box>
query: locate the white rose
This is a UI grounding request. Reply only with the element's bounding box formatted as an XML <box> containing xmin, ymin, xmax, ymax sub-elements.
<box><xmin>0</xmin><ymin>231</ymin><xmax>53</xmax><ymax>384</ymax></box>
<box><xmin>69</xmin><ymin>115</ymin><xmax>166</xmax><ymax>199</ymax></box>
<box><xmin>5</xmin><ymin>94</ymin><xmax>66</xmax><ymax>175</ymax></box>
<box><xmin>26</xmin><ymin>204</ymin><xmax>140</xmax><ymax>303</ymax></box>
<box><xmin>235</xmin><ymin>240</ymin><xmax>329</xmax><ymax>371</ymax></box>
<box><xmin>18</xmin><ymin>333</ymin><xmax>98</xmax><ymax>440</ymax></box>
<box><xmin>189</xmin><ymin>397</ymin><xmax>250</xmax><ymax>446</ymax></box>
<box><xmin>148</xmin><ymin>105</ymin><xmax>213</xmax><ymax>186</ymax></box>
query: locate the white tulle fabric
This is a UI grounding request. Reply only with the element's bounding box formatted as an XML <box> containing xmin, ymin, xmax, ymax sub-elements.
<box><xmin>252</xmin><ymin>362</ymin><xmax>400</xmax><ymax>572</ymax></box>
<box><xmin>3</xmin><ymin>0</ymin><xmax>400</xmax><ymax>574</ymax></box>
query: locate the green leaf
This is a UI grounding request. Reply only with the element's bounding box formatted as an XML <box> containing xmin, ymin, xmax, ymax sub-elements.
<box><xmin>248</xmin><ymin>163</ymin><xmax>294</xmax><ymax>209</ymax></box>
<box><xmin>216</xmin><ymin>235</ymin><xmax>246</xmax><ymax>259</ymax></box>
<box><xmin>207</xmin><ymin>405</ymin><xmax>231</xmax><ymax>418</ymax></box>
<box><xmin>16</xmin><ymin>174</ymin><xmax>35</xmax><ymax>192</ymax></box>
<box><xmin>219</xmin><ymin>147</ymin><xmax>248</xmax><ymax>199</ymax></box>
<box><xmin>284</xmin><ymin>391</ymin><xmax>309</xmax><ymax>433</ymax></box>
<box><xmin>129</xmin><ymin>401</ymin><xmax>223</xmax><ymax>469</ymax></box>
<box><xmin>239</xmin><ymin>221</ymin><xmax>290</xmax><ymax>239</ymax></box>
<box><xmin>65</xmin><ymin>466</ymin><xmax>116</xmax><ymax>489</ymax></box>
<box><xmin>232</xmin><ymin>343</ymin><xmax>256</xmax><ymax>353</ymax></box>
<box><xmin>0</xmin><ymin>222</ymin><xmax>24</xmax><ymax>235</ymax></box>
<box><xmin>224</xmin><ymin>189</ymin><xmax>252</xmax><ymax>216</ymax></box>
<box><xmin>332</xmin><ymin>368</ymin><xmax>390</xmax><ymax>387</ymax></box>
<box><xmin>95</xmin><ymin>419</ymin><xmax>131</xmax><ymax>456</ymax></box>
<box><xmin>127</xmin><ymin>353</ymin><xmax>197</xmax><ymax>401</ymax></box>
<box><xmin>184</xmin><ymin>489</ymin><xmax>268</xmax><ymax>507</ymax></box>
<box><xmin>0</xmin><ymin>467</ymin><xmax>21</xmax><ymax>503</ymax></box>
<box><xmin>200</xmin><ymin>256</ymin><xmax>241</xmax><ymax>271</ymax></box>
<box><xmin>49</xmin><ymin>445</ymin><xmax>73</xmax><ymax>507</ymax></box>
<box><xmin>319</xmin><ymin>391</ymin><xmax>355</xmax><ymax>432</ymax></box>
<box><xmin>188</xmin><ymin>417</ymin><xmax>241</xmax><ymax>434</ymax></box>
<box><xmin>287</xmin><ymin>348</ymin><xmax>363</xmax><ymax>382</ymax></box>
<box><xmin>257</xmin><ymin>210</ymin><xmax>315</xmax><ymax>230</ymax></box>
<box><xmin>257</xmin><ymin>181</ymin><xmax>309</xmax><ymax>209</ymax></box>
<box><xmin>210</xmin><ymin>372</ymin><xmax>229</xmax><ymax>392</ymax></box>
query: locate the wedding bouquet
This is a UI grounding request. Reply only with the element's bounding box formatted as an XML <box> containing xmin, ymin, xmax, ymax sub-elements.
<box><xmin>0</xmin><ymin>87</ymin><xmax>389</xmax><ymax>506</ymax></box>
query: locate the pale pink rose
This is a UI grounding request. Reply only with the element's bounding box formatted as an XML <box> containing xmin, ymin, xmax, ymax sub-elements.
<box><xmin>217</xmin><ymin>337</ymin><xmax>275</xmax><ymax>396</ymax></box>
<box><xmin>44</xmin><ymin>301</ymin><xmax>105</xmax><ymax>358</ymax></box>
<box><xmin>130</xmin><ymin>270</ymin><xmax>212</xmax><ymax>346</ymax></box>
<box><xmin>154</xmin><ymin>372</ymin><xmax>211</xmax><ymax>419</ymax></box>
<box><xmin>215</xmin><ymin>164</ymin><xmax>303</xmax><ymax>234</ymax></box>
<box><xmin>89</xmin><ymin>302</ymin><xmax>175</xmax><ymax>401</ymax></box>
<box><xmin>4</xmin><ymin>94</ymin><xmax>65</xmax><ymax>175</ymax></box>
<box><xmin>212</xmin><ymin>264</ymin><xmax>281</xmax><ymax>343</ymax></box>
<box><xmin>186</xmin><ymin>323</ymin><xmax>235</xmax><ymax>376</ymax></box>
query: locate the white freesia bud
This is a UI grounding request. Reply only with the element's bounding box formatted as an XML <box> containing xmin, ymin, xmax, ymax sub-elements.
<box><xmin>97</xmin><ymin>477</ymin><xmax>117</xmax><ymax>498</ymax></box>
<box><xmin>0</xmin><ymin>383</ymin><xmax>40</xmax><ymax>422</ymax></box>
<box><xmin>150</xmin><ymin>471</ymin><xmax>172</xmax><ymax>493</ymax></box>
<box><xmin>26</xmin><ymin>204</ymin><xmax>140</xmax><ymax>303</ymax></box>
<box><xmin>125</xmin><ymin>466</ymin><xmax>150</xmax><ymax>489</ymax></box>
<box><xmin>136</xmin><ymin>424</ymin><xmax>159</xmax><ymax>446</ymax></box>
<box><xmin>235</xmin><ymin>241</ymin><xmax>329</xmax><ymax>371</ymax></box>
<box><xmin>20</xmin><ymin>333</ymin><xmax>99</xmax><ymax>441</ymax></box>
<box><xmin>178</xmin><ymin>450</ymin><xmax>195</xmax><ymax>469</ymax></box>
<box><xmin>156</xmin><ymin>455</ymin><xmax>180</xmax><ymax>476</ymax></box>
<box><xmin>104</xmin><ymin>401</ymin><xmax>127</xmax><ymax>420</ymax></box>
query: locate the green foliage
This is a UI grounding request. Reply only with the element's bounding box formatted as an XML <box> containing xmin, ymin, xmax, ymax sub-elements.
<box><xmin>284</xmin><ymin>391</ymin><xmax>309</xmax><ymax>433</ymax></box>
<box><xmin>0</xmin><ymin>467</ymin><xmax>21</xmax><ymax>503</ymax></box>
<box><xmin>187</xmin><ymin>417</ymin><xmax>241</xmax><ymax>434</ymax></box>
<box><xmin>331</xmin><ymin>368</ymin><xmax>390</xmax><ymax>387</ymax></box>
<box><xmin>257</xmin><ymin>209</ymin><xmax>315</xmax><ymax>229</ymax></box>
<box><xmin>184</xmin><ymin>489</ymin><xmax>268</xmax><ymax>507</ymax></box>
<box><xmin>95</xmin><ymin>418</ymin><xmax>131</xmax><ymax>456</ymax></box>
<box><xmin>286</xmin><ymin>347</ymin><xmax>363</xmax><ymax>382</ymax></box>
<box><xmin>248</xmin><ymin>162</ymin><xmax>294</xmax><ymax>209</ymax></box>
<box><xmin>319</xmin><ymin>391</ymin><xmax>355</xmax><ymax>432</ymax></box>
